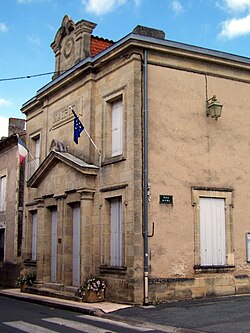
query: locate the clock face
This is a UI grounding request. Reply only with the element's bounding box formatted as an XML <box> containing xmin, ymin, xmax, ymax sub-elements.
<box><xmin>64</xmin><ymin>37</ymin><xmax>74</xmax><ymax>58</ymax></box>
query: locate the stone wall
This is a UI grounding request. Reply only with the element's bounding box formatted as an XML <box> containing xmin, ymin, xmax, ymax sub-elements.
<box><xmin>149</xmin><ymin>275</ymin><xmax>250</xmax><ymax>303</ymax></box>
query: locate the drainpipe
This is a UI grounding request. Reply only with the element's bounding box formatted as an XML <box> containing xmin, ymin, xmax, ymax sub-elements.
<box><xmin>143</xmin><ymin>49</ymin><xmax>149</xmax><ymax>305</ymax></box>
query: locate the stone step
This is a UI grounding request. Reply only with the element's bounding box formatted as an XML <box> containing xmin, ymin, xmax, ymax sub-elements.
<box><xmin>25</xmin><ymin>286</ymin><xmax>82</xmax><ymax>302</ymax></box>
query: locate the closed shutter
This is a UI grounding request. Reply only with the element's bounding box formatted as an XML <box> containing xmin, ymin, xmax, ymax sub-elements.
<box><xmin>72</xmin><ymin>203</ymin><xmax>80</xmax><ymax>287</ymax></box>
<box><xmin>35</xmin><ymin>136</ymin><xmax>40</xmax><ymax>170</ymax></box>
<box><xmin>31</xmin><ymin>211</ymin><xmax>37</xmax><ymax>261</ymax></box>
<box><xmin>0</xmin><ymin>176</ymin><xmax>6</xmax><ymax>211</ymax></box>
<box><xmin>111</xmin><ymin>100</ymin><xmax>123</xmax><ymax>156</ymax></box>
<box><xmin>200</xmin><ymin>197</ymin><xmax>226</xmax><ymax>266</ymax></box>
<box><xmin>51</xmin><ymin>208</ymin><xmax>57</xmax><ymax>282</ymax></box>
<box><xmin>110</xmin><ymin>197</ymin><xmax>122</xmax><ymax>266</ymax></box>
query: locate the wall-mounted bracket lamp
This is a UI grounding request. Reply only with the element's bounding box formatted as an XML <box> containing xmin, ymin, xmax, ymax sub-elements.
<box><xmin>206</xmin><ymin>95</ymin><xmax>223</xmax><ymax>120</ymax></box>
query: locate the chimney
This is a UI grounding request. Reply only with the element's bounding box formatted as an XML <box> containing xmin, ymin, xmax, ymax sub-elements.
<box><xmin>51</xmin><ymin>15</ymin><xmax>97</xmax><ymax>79</ymax></box>
<box><xmin>8</xmin><ymin>118</ymin><xmax>25</xmax><ymax>136</ymax></box>
<box><xmin>132</xmin><ymin>25</ymin><xmax>165</xmax><ymax>40</ymax></box>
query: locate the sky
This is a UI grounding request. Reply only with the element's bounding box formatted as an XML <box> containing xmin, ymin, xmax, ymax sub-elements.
<box><xmin>1</xmin><ymin>0</ymin><xmax>250</xmax><ymax>138</ymax></box>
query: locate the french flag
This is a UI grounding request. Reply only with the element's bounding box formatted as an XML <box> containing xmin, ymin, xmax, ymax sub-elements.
<box><xmin>18</xmin><ymin>136</ymin><xmax>29</xmax><ymax>164</ymax></box>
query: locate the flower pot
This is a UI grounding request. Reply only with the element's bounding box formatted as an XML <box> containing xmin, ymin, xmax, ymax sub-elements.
<box><xmin>20</xmin><ymin>284</ymin><xmax>26</xmax><ymax>292</ymax></box>
<box><xmin>83</xmin><ymin>290</ymin><xmax>105</xmax><ymax>302</ymax></box>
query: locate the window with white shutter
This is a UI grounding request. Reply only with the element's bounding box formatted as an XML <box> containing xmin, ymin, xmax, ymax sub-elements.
<box><xmin>111</xmin><ymin>100</ymin><xmax>123</xmax><ymax>157</ymax></box>
<box><xmin>34</xmin><ymin>135</ymin><xmax>40</xmax><ymax>170</ymax></box>
<box><xmin>31</xmin><ymin>211</ymin><xmax>37</xmax><ymax>261</ymax></box>
<box><xmin>200</xmin><ymin>197</ymin><xmax>226</xmax><ymax>266</ymax></box>
<box><xmin>110</xmin><ymin>197</ymin><xmax>122</xmax><ymax>266</ymax></box>
<box><xmin>51</xmin><ymin>208</ymin><xmax>57</xmax><ymax>282</ymax></box>
<box><xmin>192</xmin><ymin>187</ymin><xmax>234</xmax><ymax>270</ymax></box>
<box><xmin>0</xmin><ymin>175</ymin><xmax>7</xmax><ymax>212</ymax></box>
<box><xmin>72</xmin><ymin>203</ymin><xmax>81</xmax><ymax>287</ymax></box>
<box><xmin>103</xmin><ymin>93</ymin><xmax>125</xmax><ymax>163</ymax></box>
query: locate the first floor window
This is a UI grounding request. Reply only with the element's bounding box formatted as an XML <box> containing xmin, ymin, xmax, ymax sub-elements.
<box><xmin>0</xmin><ymin>175</ymin><xmax>7</xmax><ymax>212</ymax></box>
<box><xmin>27</xmin><ymin>134</ymin><xmax>41</xmax><ymax>178</ymax></box>
<box><xmin>111</xmin><ymin>99</ymin><xmax>123</xmax><ymax>157</ymax></box>
<box><xmin>33</xmin><ymin>135</ymin><xmax>40</xmax><ymax>171</ymax></box>
<box><xmin>110</xmin><ymin>197</ymin><xmax>122</xmax><ymax>266</ymax></box>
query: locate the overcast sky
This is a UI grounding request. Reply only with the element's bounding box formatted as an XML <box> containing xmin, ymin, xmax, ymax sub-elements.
<box><xmin>1</xmin><ymin>0</ymin><xmax>250</xmax><ymax>138</ymax></box>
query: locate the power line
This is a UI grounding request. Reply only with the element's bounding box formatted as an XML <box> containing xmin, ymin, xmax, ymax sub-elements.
<box><xmin>0</xmin><ymin>71</ymin><xmax>66</xmax><ymax>82</ymax></box>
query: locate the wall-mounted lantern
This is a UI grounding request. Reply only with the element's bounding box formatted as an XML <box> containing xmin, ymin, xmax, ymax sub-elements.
<box><xmin>206</xmin><ymin>95</ymin><xmax>223</xmax><ymax>120</ymax></box>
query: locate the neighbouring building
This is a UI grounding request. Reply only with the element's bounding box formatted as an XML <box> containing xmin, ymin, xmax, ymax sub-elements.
<box><xmin>21</xmin><ymin>15</ymin><xmax>250</xmax><ymax>304</ymax></box>
<box><xmin>0</xmin><ymin>118</ymin><xmax>26</xmax><ymax>287</ymax></box>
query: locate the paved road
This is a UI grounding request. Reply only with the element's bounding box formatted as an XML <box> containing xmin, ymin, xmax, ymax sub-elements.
<box><xmin>0</xmin><ymin>296</ymin><xmax>170</xmax><ymax>333</ymax></box>
<box><xmin>112</xmin><ymin>295</ymin><xmax>250</xmax><ymax>333</ymax></box>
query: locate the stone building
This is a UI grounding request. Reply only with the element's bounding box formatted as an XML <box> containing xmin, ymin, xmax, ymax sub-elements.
<box><xmin>0</xmin><ymin>118</ymin><xmax>26</xmax><ymax>286</ymax></box>
<box><xmin>21</xmin><ymin>15</ymin><xmax>250</xmax><ymax>304</ymax></box>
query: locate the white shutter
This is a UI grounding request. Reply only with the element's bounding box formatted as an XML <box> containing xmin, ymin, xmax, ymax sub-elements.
<box><xmin>51</xmin><ymin>208</ymin><xmax>57</xmax><ymax>283</ymax></box>
<box><xmin>31</xmin><ymin>211</ymin><xmax>37</xmax><ymax>261</ymax></box>
<box><xmin>200</xmin><ymin>197</ymin><xmax>226</xmax><ymax>266</ymax></box>
<box><xmin>0</xmin><ymin>176</ymin><xmax>6</xmax><ymax>211</ymax></box>
<box><xmin>72</xmin><ymin>203</ymin><xmax>81</xmax><ymax>287</ymax></box>
<box><xmin>110</xmin><ymin>197</ymin><xmax>122</xmax><ymax>266</ymax></box>
<box><xmin>35</xmin><ymin>136</ymin><xmax>40</xmax><ymax>170</ymax></box>
<box><xmin>111</xmin><ymin>100</ymin><xmax>123</xmax><ymax>156</ymax></box>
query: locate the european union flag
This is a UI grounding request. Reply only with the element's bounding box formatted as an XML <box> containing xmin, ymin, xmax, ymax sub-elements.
<box><xmin>72</xmin><ymin>110</ymin><xmax>84</xmax><ymax>144</ymax></box>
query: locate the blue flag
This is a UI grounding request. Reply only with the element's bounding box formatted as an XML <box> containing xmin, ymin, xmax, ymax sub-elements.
<box><xmin>72</xmin><ymin>110</ymin><xmax>84</xmax><ymax>144</ymax></box>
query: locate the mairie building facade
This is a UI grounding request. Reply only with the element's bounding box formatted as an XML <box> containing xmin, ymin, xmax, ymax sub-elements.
<box><xmin>21</xmin><ymin>15</ymin><xmax>250</xmax><ymax>304</ymax></box>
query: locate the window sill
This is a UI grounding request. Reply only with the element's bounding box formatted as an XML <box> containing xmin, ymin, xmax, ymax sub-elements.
<box><xmin>194</xmin><ymin>265</ymin><xmax>235</xmax><ymax>273</ymax></box>
<box><xmin>102</xmin><ymin>155</ymin><xmax>126</xmax><ymax>166</ymax></box>
<box><xmin>99</xmin><ymin>265</ymin><xmax>127</xmax><ymax>275</ymax></box>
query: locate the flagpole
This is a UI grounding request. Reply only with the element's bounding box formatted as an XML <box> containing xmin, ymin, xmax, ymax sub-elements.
<box><xmin>84</xmin><ymin>128</ymin><xmax>102</xmax><ymax>157</ymax></box>
<box><xmin>69</xmin><ymin>105</ymin><xmax>102</xmax><ymax>166</ymax></box>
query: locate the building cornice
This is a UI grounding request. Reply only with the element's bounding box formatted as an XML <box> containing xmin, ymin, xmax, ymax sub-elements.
<box><xmin>21</xmin><ymin>32</ymin><xmax>250</xmax><ymax>112</ymax></box>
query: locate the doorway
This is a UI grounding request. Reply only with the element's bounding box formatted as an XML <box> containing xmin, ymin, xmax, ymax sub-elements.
<box><xmin>72</xmin><ymin>203</ymin><xmax>80</xmax><ymax>286</ymax></box>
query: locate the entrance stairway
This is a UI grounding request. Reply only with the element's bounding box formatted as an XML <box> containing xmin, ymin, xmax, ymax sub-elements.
<box><xmin>25</xmin><ymin>283</ymin><xmax>82</xmax><ymax>302</ymax></box>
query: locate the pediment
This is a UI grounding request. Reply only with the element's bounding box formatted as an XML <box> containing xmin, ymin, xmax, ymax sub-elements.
<box><xmin>27</xmin><ymin>150</ymin><xmax>98</xmax><ymax>188</ymax></box>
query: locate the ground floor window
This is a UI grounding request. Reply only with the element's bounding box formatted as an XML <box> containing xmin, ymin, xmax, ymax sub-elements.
<box><xmin>72</xmin><ymin>203</ymin><xmax>81</xmax><ymax>287</ymax></box>
<box><xmin>50</xmin><ymin>207</ymin><xmax>57</xmax><ymax>283</ymax></box>
<box><xmin>31</xmin><ymin>211</ymin><xmax>37</xmax><ymax>261</ymax></box>
<box><xmin>192</xmin><ymin>187</ymin><xmax>234</xmax><ymax>269</ymax></box>
<box><xmin>110</xmin><ymin>197</ymin><xmax>122</xmax><ymax>267</ymax></box>
<box><xmin>200</xmin><ymin>197</ymin><xmax>226</xmax><ymax>266</ymax></box>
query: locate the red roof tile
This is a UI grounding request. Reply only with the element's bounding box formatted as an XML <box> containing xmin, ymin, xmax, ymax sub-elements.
<box><xmin>90</xmin><ymin>36</ymin><xmax>113</xmax><ymax>57</ymax></box>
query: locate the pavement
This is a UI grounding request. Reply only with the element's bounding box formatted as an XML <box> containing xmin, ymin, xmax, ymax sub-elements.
<box><xmin>3</xmin><ymin>288</ymin><xmax>250</xmax><ymax>333</ymax></box>
<box><xmin>0</xmin><ymin>288</ymin><xmax>131</xmax><ymax>315</ymax></box>
<box><xmin>0</xmin><ymin>288</ymin><xmax>202</xmax><ymax>332</ymax></box>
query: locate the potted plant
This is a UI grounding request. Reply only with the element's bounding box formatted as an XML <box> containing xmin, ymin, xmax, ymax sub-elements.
<box><xmin>16</xmin><ymin>273</ymin><xmax>36</xmax><ymax>292</ymax></box>
<box><xmin>16</xmin><ymin>275</ymin><xmax>27</xmax><ymax>292</ymax></box>
<box><xmin>77</xmin><ymin>277</ymin><xmax>106</xmax><ymax>302</ymax></box>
